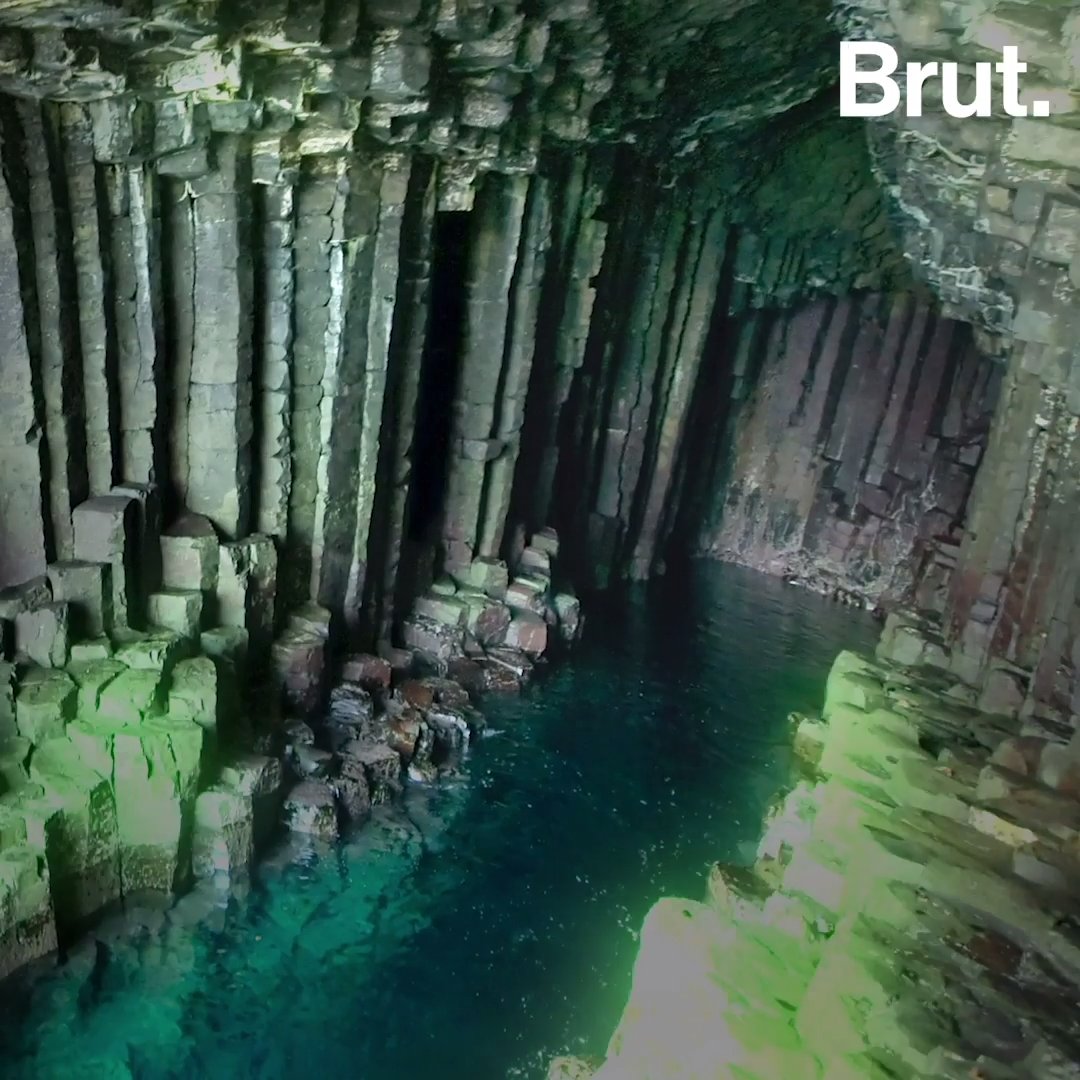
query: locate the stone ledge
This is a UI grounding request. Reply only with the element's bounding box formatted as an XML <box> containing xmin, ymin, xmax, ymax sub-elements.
<box><xmin>569</xmin><ymin>644</ymin><xmax>1080</xmax><ymax>1079</ymax></box>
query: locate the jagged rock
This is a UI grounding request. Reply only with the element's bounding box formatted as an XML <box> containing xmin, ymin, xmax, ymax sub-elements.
<box><xmin>424</xmin><ymin>677</ymin><xmax>471</xmax><ymax>710</ymax></box>
<box><xmin>414</xmin><ymin>593</ymin><xmax>469</xmax><ymax>628</ymax></box>
<box><xmin>531</xmin><ymin>528</ymin><xmax>560</xmax><ymax>558</ymax></box>
<box><xmin>328</xmin><ymin>683</ymin><xmax>374</xmax><ymax>727</ymax></box>
<box><xmin>518</xmin><ymin>546</ymin><xmax>551</xmax><ymax>577</ymax></box>
<box><xmin>505</xmin><ymin>577</ymin><xmax>547</xmax><ymax>613</ymax></box>
<box><xmin>341</xmin><ymin>653</ymin><xmax>391</xmax><ymax>690</ymax></box>
<box><xmin>97</xmin><ymin>669</ymin><xmax>163</xmax><ymax>726</ymax></box>
<box><xmin>339</xmin><ymin>741</ymin><xmax>401</xmax><ymax>804</ymax></box>
<box><xmin>282</xmin><ymin>779</ymin><xmax>338</xmax><ymax>840</ymax></box>
<box><xmin>553</xmin><ymin>592</ymin><xmax>582</xmax><ymax>642</ymax></box>
<box><xmin>388</xmin><ymin>707</ymin><xmax>424</xmax><ymax>760</ymax></box>
<box><xmin>505</xmin><ymin>610</ymin><xmax>547</xmax><ymax>655</ymax></box>
<box><xmin>161</xmin><ymin>515</ymin><xmax>220</xmax><ymax>592</ymax></box>
<box><xmin>287</xmin><ymin>743</ymin><xmax>335</xmax><ymax>780</ymax></box>
<box><xmin>333</xmin><ymin>772</ymin><xmax>372</xmax><ymax>822</ymax></box>
<box><xmin>26</xmin><ymin>736</ymin><xmax>122</xmax><ymax>927</ymax></box>
<box><xmin>0</xmin><ymin>843</ymin><xmax>57</xmax><ymax>980</ymax></box>
<box><xmin>192</xmin><ymin>786</ymin><xmax>253</xmax><ymax>879</ymax></box>
<box><xmin>0</xmin><ymin>577</ymin><xmax>51</xmax><ymax>621</ymax></box>
<box><xmin>485</xmin><ymin>647</ymin><xmax>533</xmax><ymax>681</ymax></box>
<box><xmin>47</xmin><ymin>562</ymin><xmax>111</xmax><ymax>638</ymax></box>
<box><xmin>401</xmin><ymin>615</ymin><xmax>462</xmax><ymax>662</ymax></box>
<box><xmin>427</xmin><ymin>705</ymin><xmax>470</xmax><ymax>754</ymax></box>
<box><xmin>113</xmin><ymin>629</ymin><xmax>190</xmax><ymax>673</ymax></box>
<box><xmin>66</xmin><ymin>659</ymin><xmax>125</xmax><ymax>717</ymax></box>
<box><xmin>0</xmin><ymin>661</ymin><xmax>15</xmax><ymax>739</ymax></box>
<box><xmin>14</xmin><ymin>603</ymin><xmax>69</xmax><ymax>668</ymax></box>
<box><xmin>271</xmin><ymin>628</ymin><xmax>326</xmax><ymax>718</ymax></box>
<box><xmin>72</xmin><ymin>496</ymin><xmax>137</xmax><ymax>630</ymax></box>
<box><xmin>284</xmin><ymin>720</ymin><xmax>316</xmax><ymax>746</ymax></box>
<box><xmin>147</xmin><ymin>589</ymin><xmax>203</xmax><ymax>637</ymax></box>
<box><xmin>168</xmin><ymin>657</ymin><xmax>218</xmax><ymax>733</ymax></box>
<box><xmin>398</xmin><ymin>678</ymin><xmax>435</xmax><ymax>709</ymax></box>
<box><xmin>15</xmin><ymin>668</ymin><xmax>76</xmax><ymax>743</ymax></box>
<box><xmin>69</xmin><ymin>638</ymin><xmax>112</xmax><ymax>663</ymax></box>
<box><xmin>288</xmin><ymin>602</ymin><xmax>332</xmax><ymax>639</ymax></box>
<box><xmin>454</xmin><ymin>558</ymin><xmax>509</xmax><ymax>598</ymax></box>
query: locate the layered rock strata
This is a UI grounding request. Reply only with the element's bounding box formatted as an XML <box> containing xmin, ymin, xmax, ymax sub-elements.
<box><xmin>562</xmin><ymin>644</ymin><xmax>1080</xmax><ymax>1079</ymax></box>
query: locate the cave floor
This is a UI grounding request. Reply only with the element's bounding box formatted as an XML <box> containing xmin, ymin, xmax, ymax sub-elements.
<box><xmin>0</xmin><ymin>565</ymin><xmax>874</xmax><ymax>1079</ymax></box>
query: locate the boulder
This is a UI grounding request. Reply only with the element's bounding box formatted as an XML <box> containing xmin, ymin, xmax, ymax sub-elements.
<box><xmin>14</xmin><ymin>603</ymin><xmax>69</xmax><ymax>668</ymax></box>
<box><xmin>283</xmin><ymin>780</ymin><xmax>338</xmax><ymax>840</ymax></box>
<box><xmin>341</xmin><ymin>652</ymin><xmax>391</xmax><ymax>690</ymax></box>
<box><xmin>146</xmin><ymin>590</ymin><xmax>203</xmax><ymax>638</ymax></box>
<box><xmin>192</xmin><ymin>786</ymin><xmax>253</xmax><ymax>879</ymax></box>
<box><xmin>48</xmin><ymin>561</ymin><xmax>112</xmax><ymax>638</ymax></box>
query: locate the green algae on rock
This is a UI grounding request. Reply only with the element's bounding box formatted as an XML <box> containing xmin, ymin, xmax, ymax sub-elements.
<box><xmin>578</xmin><ymin>646</ymin><xmax>1080</xmax><ymax>1079</ymax></box>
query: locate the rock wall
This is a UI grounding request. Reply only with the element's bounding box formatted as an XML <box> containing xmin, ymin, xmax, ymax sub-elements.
<box><xmin>833</xmin><ymin>0</ymin><xmax>1080</xmax><ymax>727</ymax></box>
<box><xmin>560</xmin><ymin>648</ymin><xmax>1080</xmax><ymax>1080</ymax></box>
<box><xmin>0</xmin><ymin>0</ymin><xmax>935</xmax><ymax>633</ymax></box>
<box><xmin>694</xmin><ymin>294</ymin><xmax>1000</xmax><ymax>607</ymax></box>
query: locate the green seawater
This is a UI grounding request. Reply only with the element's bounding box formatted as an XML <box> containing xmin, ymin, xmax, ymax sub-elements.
<box><xmin>0</xmin><ymin>563</ymin><xmax>876</xmax><ymax>1079</ymax></box>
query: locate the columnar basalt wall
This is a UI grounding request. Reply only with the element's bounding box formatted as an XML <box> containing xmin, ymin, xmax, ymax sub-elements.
<box><xmin>834</xmin><ymin>0</ymin><xmax>1080</xmax><ymax>728</ymax></box>
<box><xmin>695</xmin><ymin>294</ymin><xmax>1000</xmax><ymax>607</ymax></box>
<box><xmin>0</xmin><ymin>0</ymin><xmax>942</xmax><ymax>643</ymax></box>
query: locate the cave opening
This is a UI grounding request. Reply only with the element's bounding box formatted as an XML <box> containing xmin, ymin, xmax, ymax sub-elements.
<box><xmin>407</xmin><ymin>210</ymin><xmax>473</xmax><ymax>544</ymax></box>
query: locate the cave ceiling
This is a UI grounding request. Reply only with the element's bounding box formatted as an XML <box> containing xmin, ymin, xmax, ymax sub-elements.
<box><xmin>0</xmin><ymin>0</ymin><xmax>840</xmax><ymax>163</ymax></box>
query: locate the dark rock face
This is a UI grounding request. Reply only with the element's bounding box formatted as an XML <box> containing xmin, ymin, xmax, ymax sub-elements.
<box><xmin>695</xmin><ymin>294</ymin><xmax>1001</xmax><ymax>607</ymax></box>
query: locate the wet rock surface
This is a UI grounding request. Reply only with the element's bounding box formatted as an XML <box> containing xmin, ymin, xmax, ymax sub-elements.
<box><xmin>0</xmin><ymin>513</ymin><xmax>575</xmax><ymax>981</ymax></box>
<box><xmin>579</xmin><ymin>639</ymin><xmax>1080</xmax><ymax>1079</ymax></box>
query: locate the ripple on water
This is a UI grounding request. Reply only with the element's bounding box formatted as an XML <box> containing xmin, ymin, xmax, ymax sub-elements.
<box><xmin>0</xmin><ymin>563</ymin><xmax>876</xmax><ymax>1080</ymax></box>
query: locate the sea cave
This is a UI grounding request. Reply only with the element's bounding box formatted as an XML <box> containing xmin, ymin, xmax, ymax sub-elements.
<box><xmin>0</xmin><ymin>0</ymin><xmax>1079</xmax><ymax>1077</ymax></box>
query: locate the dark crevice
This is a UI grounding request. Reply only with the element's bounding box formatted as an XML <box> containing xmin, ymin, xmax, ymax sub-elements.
<box><xmin>407</xmin><ymin>210</ymin><xmax>472</xmax><ymax>546</ymax></box>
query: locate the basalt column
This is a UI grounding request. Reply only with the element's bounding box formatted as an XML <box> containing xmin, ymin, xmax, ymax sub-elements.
<box><xmin>440</xmin><ymin>173</ymin><xmax>529</xmax><ymax>574</ymax></box>
<box><xmin>945</xmin><ymin>347</ymin><xmax>1080</xmax><ymax>721</ymax></box>
<box><xmin>696</xmin><ymin>293</ymin><xmax>1000</xmax><ymax>607</ymax></box>
<box><xmin>181</xmin><ymin>137</ymin><xmax>254</xmax><ymax>538</ymax></box>
<box><xmin>0</xmin><ymin>116</ymin><xmax>49</xmax><ymax>585</ymax></box>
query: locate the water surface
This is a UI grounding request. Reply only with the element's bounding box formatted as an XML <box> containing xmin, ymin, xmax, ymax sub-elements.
<box><xmin>0</xmin><ymin>563</ymin><xmax>875</xmax><ymax>1079</ymax></box>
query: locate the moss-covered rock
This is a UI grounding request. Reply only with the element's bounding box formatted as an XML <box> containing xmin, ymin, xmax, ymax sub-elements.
<box><xmin>15</xmin><ymin>668</ymin><xmax>77</xmax><ymax>743</ymax></box>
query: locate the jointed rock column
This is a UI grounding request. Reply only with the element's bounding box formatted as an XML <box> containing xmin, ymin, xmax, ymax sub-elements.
<box><xmin>441</xmin><ymin>173</ymin><xmax>529</xmax><ymax>572</ymax></box>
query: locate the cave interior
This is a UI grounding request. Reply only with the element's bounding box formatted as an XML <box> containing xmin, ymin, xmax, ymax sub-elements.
<box><xmin>1</xmin><ymin>0</ymin><xmax>1080</xmax><ymax>1073</ymax></box>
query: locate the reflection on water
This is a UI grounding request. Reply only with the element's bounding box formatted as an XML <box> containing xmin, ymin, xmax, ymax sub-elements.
<box><xmin>0</xmin><ymin>563</ymin><xmax>876</xmax><ymax>1080</ymax></box>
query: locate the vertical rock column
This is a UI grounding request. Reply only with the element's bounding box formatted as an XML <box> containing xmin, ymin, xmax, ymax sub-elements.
<box><xmin>946</xmin><ymin>353</ymin><xmax>1080</xmax><ymax>701</ymax></box>
<box><xmin>186</xmin><ymin>136</ymin><xmax>254</xmax><ymax>537</ymax></box>
<box><xmin>104</xmin><ymin>157</ymin><xmax>165</xmax><ymax>484</ymax></box>
<box><xmin>19</xmin><ymin>101</ymin><xmax>87</xmax><ymax>561</ymax></box>
<box><xmin>61</xmin><ymin>102</ymin><xmax>118</xmax><ymax>498</ymax></box>
<box><xmin>522</xmin><ymin>156</ymin><xmax>607</xmax><ymax>532</ymax></box>
<box><xmin>308</xmin><ymin>156</ymin><xmax>356</xmax><ymax>607</ymax></box>
<box><xmin>286</xmin><ymin>157</ymin><xmax>340</xmax><ymax>606</ymax></box>
<box><xmin>254</xmin><ymin>142</ymin><xmax>295</xmax><ymax>541</ymax></box>
<box><xmin>475</xmin><ymin>176</ymin><xmax>552</xmax><ymax>559</ymax></box>
<box><xmin>441</xmin><ymin>173</ymin><xmax>528</xmax><ymax>573</ymax></box>
<box><xmin>344</xmin><ymin>157</ymin><xmax>410</xmax><ymax>625</ymax></box>
<box><xmin>370</xmin><ymin>160</ymin><xmax>437</xmax><ymax>642</ymax></box>
<box><xmin>164</xmin><ymin>175</ymin><xmax>195</xmax><ymax>512</ymax></box>
<box><xmin>0</xmin><ymin>124</ymin><xmax>48</xmax><ymax>586</ymax></box>
<box><xmin>630</xmin><ymin>203</ymin><xmax>728</xmax><ymax>578</ymax></box>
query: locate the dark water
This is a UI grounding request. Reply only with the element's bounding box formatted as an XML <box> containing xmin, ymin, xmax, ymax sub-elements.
<box><xmin>0</xmin><ymin>564</ymin><xmax>875</xmax><ymax>1080</ymax></box>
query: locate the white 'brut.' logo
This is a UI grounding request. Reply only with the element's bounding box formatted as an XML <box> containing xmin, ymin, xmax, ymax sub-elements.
<box><xmin>839</xmin><ymin>43</ymin><xmax>1053</xmax><ymax>120</ymax></box>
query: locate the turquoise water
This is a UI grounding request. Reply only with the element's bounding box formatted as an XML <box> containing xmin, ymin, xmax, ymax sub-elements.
<box><xmin>0</xmin><ymin>564</ymin><xmax>875</xmax><ymax>1079</ymax></box>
